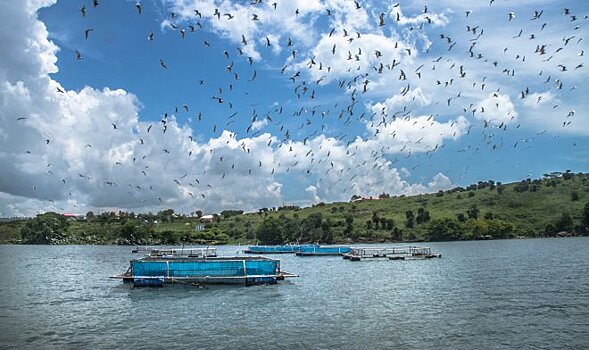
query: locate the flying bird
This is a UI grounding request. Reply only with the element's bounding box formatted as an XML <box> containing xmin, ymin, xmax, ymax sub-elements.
<box><xmin>378</xmin><ymin>13</ymin><xmax>385</xmax><ymax>26</ymax></box>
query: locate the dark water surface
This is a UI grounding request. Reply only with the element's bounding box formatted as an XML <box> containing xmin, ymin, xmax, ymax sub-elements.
<box><xmin>1</xmin><ymin>238</ymin><xmax>588</xmax><ymax>349</ymax></box>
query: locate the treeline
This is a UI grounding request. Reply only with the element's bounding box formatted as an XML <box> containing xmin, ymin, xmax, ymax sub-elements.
<box><xmin>253</xmin><ymin>200</ymin><xmax>589</xmax><ymax>244</ymax></box>
<box><xmin>253</xmin><ymin>212</ymin><xmax>518</xmax><ymax>244</ymax></box>
<box><xmin>18</xmin><ymin>211</ymin><xmax>229</xmax><ymax>245</ymax></box>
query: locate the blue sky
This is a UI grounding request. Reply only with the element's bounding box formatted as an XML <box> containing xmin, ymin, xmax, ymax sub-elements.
<box><xmin>0</xmin><ymin>0</ymin><xmax>587</xmax><ymax>216</ymax></box>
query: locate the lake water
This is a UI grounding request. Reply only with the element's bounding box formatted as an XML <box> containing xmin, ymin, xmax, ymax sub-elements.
<box><xmin>0</xmin><ymin>238</ymin><xmax>588</xmax><ymax>349</ymax></box>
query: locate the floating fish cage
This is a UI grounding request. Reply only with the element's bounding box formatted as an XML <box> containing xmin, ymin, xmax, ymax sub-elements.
<box><xmin>131</xmin><ymin>246</ymin><xmax>217</xmax><ymax>258</ymax></box>
<box><xmin>145</xmin><ymin>247</ymin><xmax>217</xmax><ymax>258</ymax></box>
<box><xmin>243</xmin><ymin>245</ymin><xmax>301</xmax><ymax>254</ymax></box>
<box><xmin>342</xmin><ymin>246</ymin><xmax>441</xmax><ymax>261</ymax></box>
<box><xmin>295</xmin><ymin>245</ymin><xmax>352</xmax><ymax>256</ymax></box>
<box><xmin>112</xmin><ymin>254</ymin><xmax>297</xmax><ymax>287</ymax></box>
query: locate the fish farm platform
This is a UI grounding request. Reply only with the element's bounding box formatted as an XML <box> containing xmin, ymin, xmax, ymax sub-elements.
<box><xmin>111</xmin><ymin>255</ymin><xmax>297</xmax><ymax>287</ymax></box>
<box><xmin>132</xmin><ymin>246</ymin><xmax>217</xmax><ymax>258</ymax></box>
<box><xmin>295</xmin><ymin>245</ymin><xmax>352</xmax><ymax>256</ymax></box>
<box><xmin>243</xmin><ymin>245</ymin><xmax>300</xmax><ymax>254</ymax></box>
<box><xmin>342</xmin><ymin>246</ymin><xmax>441</xmax><ymax>261</ymax></box>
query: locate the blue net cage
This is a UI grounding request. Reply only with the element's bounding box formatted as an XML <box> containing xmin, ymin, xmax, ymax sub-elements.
<box><xmin>246</xmin><ymin>245</ymin><xmax>300</xmax><ymax>253</ymax></box>
<box><xmin>131</xmin><ymin>258</ymin><xmax>279</xmax><ymax>278</ymax></box>
<box><xmin>298</xmin><ymin>245</ymin><xmax>351</xmax><ymax>254</ymax></box>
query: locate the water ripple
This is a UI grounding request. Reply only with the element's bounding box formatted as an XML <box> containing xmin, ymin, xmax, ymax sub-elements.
<box><xmin>0</xmin><ymin>239</ymin><xmax>588</xmax><ymax>349</ymax></box>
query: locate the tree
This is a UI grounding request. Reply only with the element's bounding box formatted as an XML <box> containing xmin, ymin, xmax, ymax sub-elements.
<box><xmin>391</xmin><ymin>227</ymin><xmax>402</xmax><ymax>241</ymax></box>
<box><xmin>555</xmin><ymin>212</ymin><xmax>574</xmax><ymax>232</ymax></box>
<box><xmin>405</xmin><ymin>210</ymin><xmax>415</xmax><ymax>228</ymax></box>
<box><xmin>416</xmin><ymin>208</ymin><xmax>431</xmax><ymax>224</ymax></box>
<box><xmin>344</xmin><ymin>215</ymin><xmax>354</xmax><ymax>237</ymax></box>
<box><xmin>514</xmin><ymin>181</ymin><xmax>529</xmax><ymax>193</ymax></box>
<box><xmin>221</xmin><ymin>210</ymin><xmax>244</xmax><ymax>218</ymax></box>
<box><xmin>582</xmin><ymin>202</ymin><xmax>589</xmax><ymax>232</ymax></box>
<box><xmin>321</xmin><ymin>219</ymin><xmax>333</xmax><ymax>243</ymax></box>
<box><xmin>21</xmin><ymin>212</ymin><xmax>70</xmax><ymax>244</ymax></box>
<box><xmin>456</xmin><ymin>213</ymin><xmax>466</xmax><ymax>222</ymax></box>
<box><xmin>380</xmin><ymin>217</ymin><xmax>388</xmax><ymax>230</ymax></box>
<box><xmin>118</xmin><ymin>221</ymin><xmax>150</xmax><ymax>244</ymax></box>
<box><xmin>256</xmin><ymin>217</ymin><xmax>285</xmax><ymax>244</ymax></box>
<box><xmin>300</xmin><ymin>213</ymin><xmax>323</xmax><ymax>242</ymax></box>
<box><xmin>86</xmin><ymin>211</ymin><xmax>94</xmax><ymax>219</ymax></box>
<box><xmin>465</xmin><ymin>219</ymin><xmax>514</xmax><ymax>239</ymax></box>
<box><xmin>571</xmin><ymin>191</ymin><xmax>579</xmax><ymax>201</ymax></box>
<box><xmin>427</xmin><ymin>218</ymin><xmax>463</xmax><ymax>241</ymax></box>
<box><xmin>467</xmin><ymin>205</ymin><xmax>480</xmax><ymax>219</ymax></box>
<box><xmin>158</xmin><ymin>208</ymin><xmax>175</xmax><ymax>222</ymax></box>
<box><xmin>372</xmin><ymin>211</ymin><xmax>380</xmax><ymax>226</ymax></box>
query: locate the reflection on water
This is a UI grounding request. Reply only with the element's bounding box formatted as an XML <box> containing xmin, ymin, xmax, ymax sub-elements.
<box><xmin>0</xmin><ymin>238</ymin><xmax>588</xmax><ymax>349</ymax></box>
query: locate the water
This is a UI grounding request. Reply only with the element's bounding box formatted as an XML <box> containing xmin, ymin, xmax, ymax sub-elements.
<box><xmin>0</xmin><ymin>238</ymin><xmax>588</xmax><ymax>349</ymax></box>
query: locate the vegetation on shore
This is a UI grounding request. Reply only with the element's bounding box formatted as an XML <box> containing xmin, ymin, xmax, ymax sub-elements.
<box><xmin>1</xmin><ymin>171</ymin><xmax>588</xmax><ymax>245</ymax></box>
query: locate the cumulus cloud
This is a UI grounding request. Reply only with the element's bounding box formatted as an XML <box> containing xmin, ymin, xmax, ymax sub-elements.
<box><xmin>371</xmin><ymin>87</ymin><xmax>431</xmax><ymax>114</ymax></box>
<box><xmin>474</xmin><ymin>93</ymin><xmax>518</xmax><ymax>125</ymax></box>
<box><xmin>6</xmin><ymin>0</ymin><xmax>585</xmax><ymax>216</ymax></box>
<box><xmin>427</xmin><ymin>173</ymin><xmax>452</xmax><ymax>191</ymax></box>
<box><xmin>0</xmin><ymin>0</ymin><xmax>287</xmax><ymax>216</ymax></box>
<box><xmin>305</xmin><ymin>185</ymin><xmax>321</xmax><ymax>203</ymax></box>
<box><xmin>250</xmin><ymin>118</ymin><xmax>268</xmax><ymax>131</ymax></box>
<box><xmin>390</xmin><ymin>4</ymin><xmax>450</xmax><ymax>27</ymax></box>
<box><xmin>0</xmin><ymin>0</ymin><xmax>463</xmax><ymax>216</ymax></box>
<box><xmin>522</xmin><ymin>91</ymin><xmax>554</xmax><ymax>109</ymax></box>
<box><xmin>168</xmin><ymin>0</ymin><xmax>326</xmax><ymax>60</ymax></box>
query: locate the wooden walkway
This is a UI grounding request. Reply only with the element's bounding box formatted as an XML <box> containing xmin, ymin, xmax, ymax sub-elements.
<box><xmin>343</xmin><ymin>246</ymin><xmax>441</xmax><ymax>261</ymax></box>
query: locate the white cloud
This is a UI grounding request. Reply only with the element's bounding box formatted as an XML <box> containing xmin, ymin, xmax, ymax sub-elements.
<box><xmin>390</xmin><ymin>4</ymin><xmax>450</xmax><ymax>28</ymax></box>
<box><xmin>0</xmin><ymin>0</ymin><xmax>288</xmax><ymax>216</ymax></box>
<box><xmin>474</xmin><ymin>93</ymin><xmax>518</xmax><ymax>125</ymax></box>
<box><xmin>371</xmin><ymin>87</ymin><xmax>431</xmax><ymax>114</ymax></box>
<box><xmin>522</xmin><ymin>91</ymin><xmax>554</xmax><ymax>109</ymax></box>
<box><xmin>305</xmin><ymin>185</ymin><xmax>321</xmax><ymax>203</ymax></box>
<box><xmin>427</xmin><ymin>172</ymin><xmax>452</xmax><ymax>191</ymax></box>
<box><xmin>2</xmin><ymin>0</ymin><xmax>586</xmax><ymax>216</ymax></box>
<box><xmin>250</xmin><ymin>118</ymin><xmax>268</xmax><ymax>131</ymax></box>
<box><xmin>168</xmin><ymin>0</ymin><xmax>326</xmax><ymax>60</ymax></box>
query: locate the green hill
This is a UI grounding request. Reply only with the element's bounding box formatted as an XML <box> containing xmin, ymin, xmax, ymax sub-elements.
<box><xmin>1</xmin><ymin>171</ymin><xmax>588</xmax><ymax>244</ymax></box>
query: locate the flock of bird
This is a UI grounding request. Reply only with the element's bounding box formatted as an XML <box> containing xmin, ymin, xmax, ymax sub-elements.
<box><xmin>15</xmin><ymin>0</ymin><xmax>587</xmax><ymax>213</ymax></box>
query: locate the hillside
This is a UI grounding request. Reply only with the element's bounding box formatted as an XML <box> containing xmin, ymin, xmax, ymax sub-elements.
<box><xmin>1</xmin><ymin>172</ymin><xmax>588</xmax><ymax>244</ymax></box>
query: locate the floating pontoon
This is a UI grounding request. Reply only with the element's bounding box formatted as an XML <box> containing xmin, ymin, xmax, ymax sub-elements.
<box><xmin>342</xmin><ymin>246</ymin><xmax>441</xmax><ymax>261</ymax></box>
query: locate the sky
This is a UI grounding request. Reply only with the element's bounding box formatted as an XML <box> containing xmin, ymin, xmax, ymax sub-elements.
<box><xmin>0</xmin><ymin>0</ymin><xmax>587</xmax><ymax>217</ymax></box>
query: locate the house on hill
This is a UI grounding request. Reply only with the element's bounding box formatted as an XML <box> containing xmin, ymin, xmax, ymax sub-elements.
<box><xmin>63</xmin><ymin>213</ymin><xmax>85</xmax><ymax>220</ymax></box>
<box><xmin>199</xmin><ymin>214</ymin><xmax>217</xmax><ymax>223</ymax></box>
